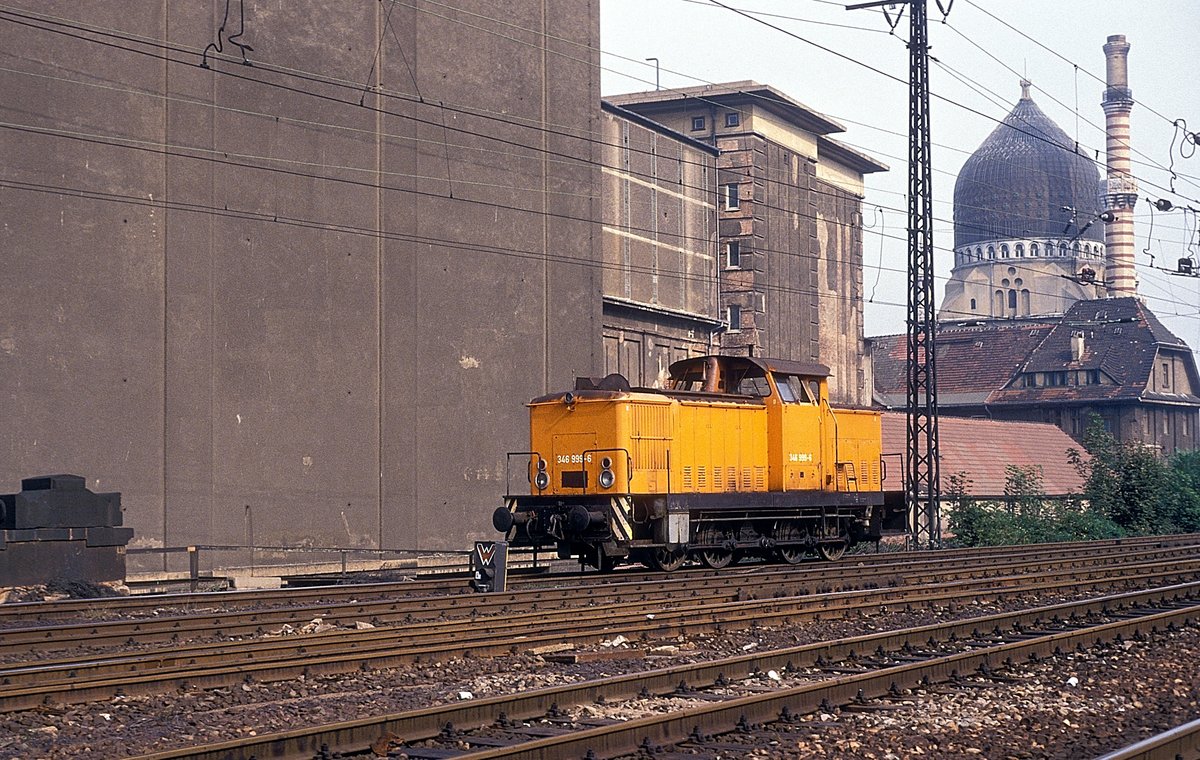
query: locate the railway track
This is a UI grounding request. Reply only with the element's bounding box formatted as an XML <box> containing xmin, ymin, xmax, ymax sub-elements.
<box><xmin>1096</xmin><ymin>717</ymin><xmax>1200</xmax><ymax>759</ymax></box>
<box><xmin>6</xmin><ymin>538</ymin><xmax>1199</xmax><ymax>659</ymax></box>
<box><xmin>127</xmin><ymin>581</ymin><xmax>1200</xmax><ymax>759</ymax></box>
<box><xmin>3</xmin><ymin>534</ymin><xmax>1194</xmax><ymax>628</ymax></box>
<box><xmin>2</xmin><ymin>548</ymin><xmax>1199</xmax><ymax>712</ymax></box>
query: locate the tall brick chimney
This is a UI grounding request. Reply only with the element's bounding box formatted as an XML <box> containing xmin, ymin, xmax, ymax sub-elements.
<box><xmin>1100</xmin><ymin>34</ymin><xmax>1138</xmax><ymax>296</ymax></box>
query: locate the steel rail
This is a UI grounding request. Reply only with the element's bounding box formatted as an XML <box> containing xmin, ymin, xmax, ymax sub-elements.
<box><xmin>1094</xmin><ymin>718</ymin><xmax>1200</xmax><ymax>759</ymax></box>
<box><xmin>127</xmin><ymin>582</ymin><xmax>1200</xmax><ymax>760</ymax></box>
<box><xmin>8</xmin><ymin>553</ymin><xmax>1200</xmax><ymax>683</ymax></box>
<box><xmin>448</xmin><ymin>604</ymin><xmax>1200</xmax><ymax>759</ymax></box>
<box><xmin>2</xmin><ymin>534</ymin><xmax>1194</xmax><ymax>624</ymax></box>
<box><xmin>3</xmin><ymin>558</ymin><xmax>1198</xmax><ymax>713</ymax></box>
<box><xmin>4</xmin><ymin>541</ymin><xmax>1197</xmax><ymax>657</ymax></box>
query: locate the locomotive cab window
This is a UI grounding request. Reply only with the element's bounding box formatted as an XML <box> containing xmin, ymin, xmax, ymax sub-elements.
<box><xmin>725</xmin><ymin>365</ymin><xmax>770</xmax><ymax>397</ymax></box>
<box><xmin>776</xmin><ymin>377</ymin><xmax>797</xmax><ymax>403</ymax></box>
<box><xmin>775</xmin><ymin>374</ymin><xmax>816</xmax><ymax>404</ymax></box>
<box><xmin>671</xmin><ymin>366</ymin><xmax>706</xmax><ymax>392</ymax></box>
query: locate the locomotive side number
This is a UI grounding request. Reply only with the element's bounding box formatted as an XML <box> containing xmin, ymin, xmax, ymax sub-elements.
<box><xmin>556</xmin><ymin>453</ymin><xmax>593</xmax><ymax>465</ymax></box>
<box><xmin>789</xmin><ymin>453</ymin><xmax>814</xmax><ymax>463</ymax></box>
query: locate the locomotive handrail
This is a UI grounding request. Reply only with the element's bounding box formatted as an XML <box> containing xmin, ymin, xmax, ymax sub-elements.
<box><xmin>580</xmin><ymin>447</ymin><xmax>632</xmax><ymax>495</ymax></box>
<box><xmin>821</xmin><ymin>396</ymin><xmax>840</xmax><ymax>486</ymax></box>
<box><xmin>503</xmin><ymin>450</ymin><xmax>542</xmax><ymax>496</ymax></box>
<box><xmin>881</xmin><ymin>452</ymin><xmax>902</xmax><ymax>488</ymax></box>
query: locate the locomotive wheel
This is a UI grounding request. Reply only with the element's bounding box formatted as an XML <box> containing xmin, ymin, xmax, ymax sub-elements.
<box><xmin>816</xmin><ymin>541</ymin><xmax>847</xmax><ymax>561</ymax></box>
<box><xmin>698</xmin><ymin>547</ymin><xmax>733</xmax><ymax>569</ymax></box>
<box><xmin>696</xmin><ymin>525</ymin><xmax>734</xmax><ymax>569</ymax></box>
<box><xmin>775</xmin><ymin>521</ymin><xmax>807</xmax><ymax>565</ymax></box>
<box><xmin>648</xmin><ymin>547</ymin><xmax>686</xmax><ymax>572</ymax></box>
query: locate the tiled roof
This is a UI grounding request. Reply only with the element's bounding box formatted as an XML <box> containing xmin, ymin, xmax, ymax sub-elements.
<box><xmin>870</xmin><ymin>298</ymin><xmax>1200</xmax><ymax>408</ymax></box>
<box><xmin>991</xmin><ymin>297</ymin><xmax>1200</xmax><ymax>406</ymax></box>
<box><xmin>870</xmin><ymin>321</ymin><xmax>1054</xmax><ymax>407</ymax></box>
<box><xmin>881</xmin><ymin>412</ymin><xmax>1084</xmax><ymax>496</ymax></box>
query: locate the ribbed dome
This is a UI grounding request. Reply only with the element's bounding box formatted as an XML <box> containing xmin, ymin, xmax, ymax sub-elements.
<box><xmin>954</xmin><ymin>91</ymin><xmax>1103</xmax><ymax>248</ymax></box>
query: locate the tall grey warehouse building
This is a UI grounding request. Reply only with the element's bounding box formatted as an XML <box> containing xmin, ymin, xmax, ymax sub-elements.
<box><xmin>1</xmin><ymin>1</ymin><xmax>602</xmax><ymax>554</ymax></box>
<box><xmin>1</xmin><ymin>2</ymin><xmax>880</xmax><ymax>555</ymax></box>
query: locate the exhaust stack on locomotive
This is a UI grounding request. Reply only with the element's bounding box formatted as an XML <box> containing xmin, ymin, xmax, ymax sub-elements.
<box><xmin>495</xmin><ymin>355</ymin><xmax>893</xmax><ymax>571</ymax></box>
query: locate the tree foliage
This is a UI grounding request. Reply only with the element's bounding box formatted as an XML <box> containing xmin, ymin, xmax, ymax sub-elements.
<box><xmin>949</xmin><ymin>414</ymin><xmax>1200</xmax><ymax>547</ymax></box>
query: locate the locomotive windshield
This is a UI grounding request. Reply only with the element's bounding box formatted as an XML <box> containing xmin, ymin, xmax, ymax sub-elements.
<box><xmin>666</xmin><ymin>356</ymin><xmax>824</xmax><ymax>401</ymax></box>
<box><xmin>774</xmin><ymin>374</ymin><xmax>818</xmax><ymax>404</ymax></box>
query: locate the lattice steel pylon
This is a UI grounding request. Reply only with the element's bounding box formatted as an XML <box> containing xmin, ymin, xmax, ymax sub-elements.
<box><xmin>905</xmin><ymin>0</ymin><xmax>941</xmax><ymax>549</ymax></box>
<box><xmin>849</xmin><ymin>0</ymin><xmax>943</xmax><ymax>548</ymax></box>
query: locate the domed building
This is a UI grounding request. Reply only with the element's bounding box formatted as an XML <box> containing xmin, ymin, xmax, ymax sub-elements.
<box><xmin>939</xmin><ymin>81</ymin><xmax>1107</xmax><ymax>321</ymax></box>
<box><xmin>873</xmin><ymin>48</ymin><xmax>1200</xmax><ymax>457</ymax></box>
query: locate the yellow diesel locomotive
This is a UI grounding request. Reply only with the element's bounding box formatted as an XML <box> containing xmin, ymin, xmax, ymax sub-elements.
<box><xmin>493</xmin><ymin>355</ymin><xmax>892</xmax><ymax>571</ymax></box>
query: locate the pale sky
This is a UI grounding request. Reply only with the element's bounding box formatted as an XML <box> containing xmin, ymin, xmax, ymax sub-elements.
<box><xmin>600</xmin><ymin>0</ymin><xmax>1200</xmax><ymax>347</ymax></box>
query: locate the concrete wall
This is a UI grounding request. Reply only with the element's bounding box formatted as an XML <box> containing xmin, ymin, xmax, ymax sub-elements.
<box><xmin>0</xmin><ymin>0</ymin><xmax>601</xmax><ymax>555</ymax></box>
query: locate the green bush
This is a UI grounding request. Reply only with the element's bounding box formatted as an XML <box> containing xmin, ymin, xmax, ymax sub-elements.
<box><xmin>951</xmin><ymin>415</ymin><xmax>1199</xmax><ymax>547</ymax></box>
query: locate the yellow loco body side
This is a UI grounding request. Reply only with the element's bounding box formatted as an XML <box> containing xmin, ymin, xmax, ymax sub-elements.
<box><xmin>495</xmin><ymin>356</ymin><xmax>896</xmax><ymax>571</ymax></box>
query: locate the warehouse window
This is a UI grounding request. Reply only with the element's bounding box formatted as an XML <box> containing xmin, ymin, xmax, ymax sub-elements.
<box><xmin>722</xmin><ymin>183</ymin><xmax>740</xmax><ymax>211</ymax></box>
<box><xmin>691</xmin><ymin>116</ymin><xmax>705</xmax><ymax>131</ymax></box>
<box><xmin>727</xmin><ymin>304</ymin><xmax>741</xmax><ymax>331</ymax></box>
<box><xmin>725</xmin><ymin>112</ymin><xmax>740</xmax><ymax>127</ymax></box>
<box><xmin>726</xmin><ymin>240</ymin><xmax>741</xmax><ymax>268</ymax></box>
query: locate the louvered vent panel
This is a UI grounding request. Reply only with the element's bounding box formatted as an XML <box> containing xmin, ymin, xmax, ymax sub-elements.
<box><xmin>631</xmin><ymin>404</ymin><xmax>671</xmax><ymax>470</ymax></box>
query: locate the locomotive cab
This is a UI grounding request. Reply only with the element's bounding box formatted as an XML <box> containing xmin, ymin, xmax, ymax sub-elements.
<box><xmin>495</xmin><ymin>355</ymin><xmax>886</xmax><ymax>571</ymax></box>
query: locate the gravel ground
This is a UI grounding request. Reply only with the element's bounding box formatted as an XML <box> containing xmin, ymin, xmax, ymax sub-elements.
<box><xmin>679</xmin><ymin>623</ymin><xmax>1200</xmax><ymax>759</ymax></box>
<box><xmin>0</xmin><ymin>590</ymin><xmax>1193</xmax><ymax>758</ymax></box>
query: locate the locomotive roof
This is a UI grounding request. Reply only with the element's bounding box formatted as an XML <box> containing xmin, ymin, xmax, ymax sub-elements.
<box><xmin>668</xmin><ymin>355</ymin><xmax>831</xmax><ymax>378</ymax></box>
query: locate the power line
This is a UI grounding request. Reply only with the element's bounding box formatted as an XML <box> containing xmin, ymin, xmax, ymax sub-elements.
<box><xmin>13</xmin><ymin>114</ymin><xmax>1178</xmax><ymax>310</ymax></box>
<box><xmin>2</xmin><ymin>4</ymin><xmax>1196</xmax><ymax>314</ymax></box>
<box><xmin>4</xmin><ymin>0</ymin><xmax>1194</xmax><ymax>210</ymax></box>
<box><xmin>9</xmin><ymin>167</ymin><xmax>1193</xmax><ymax>323</ymax></box>
<box><xmin>699</xmin><ymin>0</ymin><xmax>1200</xmax><ymax>207</ymax></box>
<box><xmin>958</xmin><ymin>0</ymin><xmax>1182</xmax><ymax>130</ymax></box>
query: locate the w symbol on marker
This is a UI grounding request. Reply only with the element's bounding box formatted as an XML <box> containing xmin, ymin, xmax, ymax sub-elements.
<box><xmin>477</xmin><ymin>543</ymin><xmax>496</xmax><ymax>565</ymax></box>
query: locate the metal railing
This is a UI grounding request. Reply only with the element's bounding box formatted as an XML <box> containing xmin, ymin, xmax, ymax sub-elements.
<box><xmin>126</xmin><ymin>544</ymin><xmax>469</xmax><ymax>591</ymax></box>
